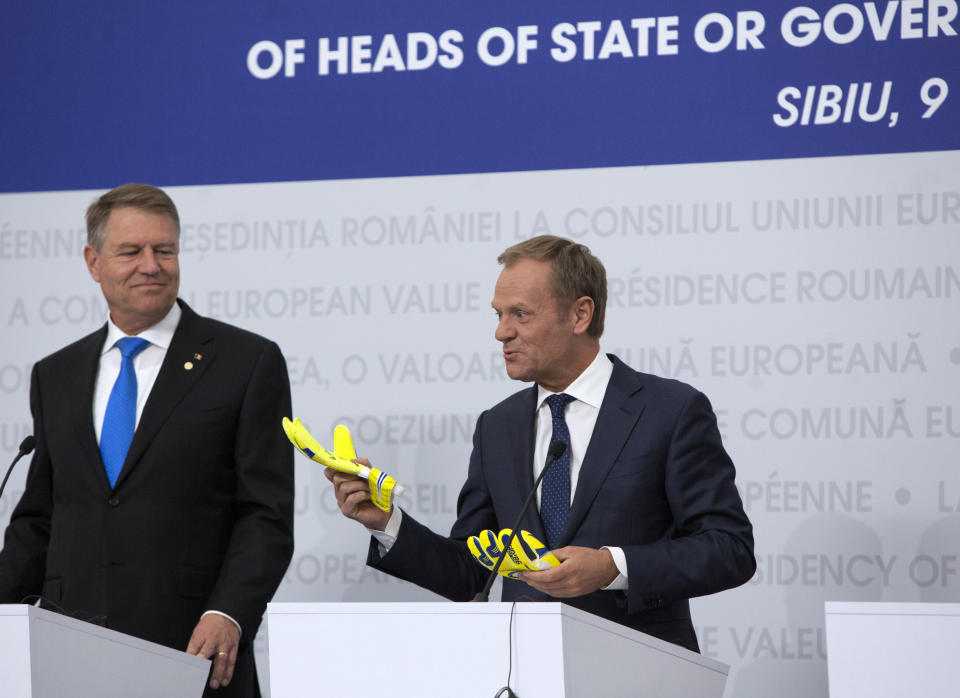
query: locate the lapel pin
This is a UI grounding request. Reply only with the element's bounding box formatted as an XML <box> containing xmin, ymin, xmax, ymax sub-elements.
<box><xmin>184</xmin><ymin>361</ymin><xmax>194</xmax><ymax>371</ymax></box>
<box><xmin>194</xmin><ymin>353</ymin><xmax>203</xmax><ymax>361</ymax></box>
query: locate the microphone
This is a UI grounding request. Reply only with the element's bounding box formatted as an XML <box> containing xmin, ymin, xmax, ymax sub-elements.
<box><xmin>0</xmin><ymin>435</ymin><xmax>36</xmax><ymax>501</ymax></box>
<box><xmin>473</xmin><ymin>440</ymin><xmax>567</xmax><ymax>602</ymax></box>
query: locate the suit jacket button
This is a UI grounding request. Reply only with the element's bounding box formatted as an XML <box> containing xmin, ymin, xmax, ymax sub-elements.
<box><xmin>108</xmin><ymin>497</ymin><xmax>120</xmax><ymax>507</ymax></box>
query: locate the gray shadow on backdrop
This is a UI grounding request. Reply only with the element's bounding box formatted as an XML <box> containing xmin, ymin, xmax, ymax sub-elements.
<box><xmin>728</xmin><ymin>513</ymin><xmax>884</xmax><ymax>698</ymax></box>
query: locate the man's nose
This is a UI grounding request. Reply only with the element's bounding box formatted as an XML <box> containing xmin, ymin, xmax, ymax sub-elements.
<box><xmin>138</xmin><ymin>248</ymin><xmax>160</xmax><ymax>273</ymax></box>
<box><xmin>494</xmin><ymin>317</ymin><xmax>513</xmax><ymax>342</ymax></box>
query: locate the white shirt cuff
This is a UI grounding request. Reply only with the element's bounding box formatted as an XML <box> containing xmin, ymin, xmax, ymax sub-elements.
<box><xmin>600</xmin><ymin>546</ymin><xmax>629</xmax><ymax>590</ymax></box>
<box><xmin>201</xmin><ymin>610</ymin><xmax>242</xmax><ymax>638</ymax></box>
<box><xmin>368</xmin><ymin>507</ymin><xmax>402</xmax><ymax>555</ymax></box>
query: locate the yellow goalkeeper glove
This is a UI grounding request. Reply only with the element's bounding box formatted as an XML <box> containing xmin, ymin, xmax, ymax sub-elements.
<box><xmin>467</xmin><ymin>528</ymin><xmax>560</xmax><ymax>579</ymax></box>
<box><xmin>282</xmin><ymin>417</ymin><xmax>404</xmax><ymax>511</ymax></box>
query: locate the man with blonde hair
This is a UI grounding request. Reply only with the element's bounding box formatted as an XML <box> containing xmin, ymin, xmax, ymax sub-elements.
<box><xmin>0</xmin><ymin>183</ymin><xmax>294</xmax><ymax>696</ymax></box>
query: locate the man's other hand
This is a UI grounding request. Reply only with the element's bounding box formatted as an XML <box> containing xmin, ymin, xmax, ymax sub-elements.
<box><xmin>325</xmin><ymin>457</ymin><xmax>392</xmax><ymax>531</ymax></box>
<box><xmin>186</xmin><ymin>613</ymin><xmax>240</xmax><ymax>690</ymax></box>
<box><xmin>519</xmin><ymin>546</ymin><xmax>618</xmax><ymax>597</ymax></box>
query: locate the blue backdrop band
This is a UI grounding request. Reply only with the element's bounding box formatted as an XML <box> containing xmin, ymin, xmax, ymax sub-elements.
<box><xmin>1</xmin><ymin>1</ymin><xmax>957</xmax><ymax>191</ymax></box>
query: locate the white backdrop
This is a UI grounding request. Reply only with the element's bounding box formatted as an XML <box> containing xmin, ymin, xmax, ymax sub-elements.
<box><xmin>1</xmin><ymin>149</ymin><xmax>958</xmax><ymax>697</ymax></box>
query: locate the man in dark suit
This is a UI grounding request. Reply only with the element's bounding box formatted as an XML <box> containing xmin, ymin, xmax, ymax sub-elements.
<box><xmin>326</xmin><ymin>234</ymin><xmax>754</xmax><ymax>651</ymax></box>
<box><xmin>0</xmin><ymin>184</ymin><xmax>294</xmax><ymax>696</ymax></box>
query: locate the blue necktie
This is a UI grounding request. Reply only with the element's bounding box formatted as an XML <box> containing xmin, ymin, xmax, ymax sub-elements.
<box><xmin>541</xmin><ymin>393</ymin><xmax>575</xmax><ymax>549</ymax></box>
<box><xmin>100</xmin><ymin>337</ymin><xmax>150</xmax><ymax>488</ymax></box>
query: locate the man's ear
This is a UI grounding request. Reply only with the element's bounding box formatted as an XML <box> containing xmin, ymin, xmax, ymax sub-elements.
<box><xmin>571</xmin><ymin>296</ymin><xmax>595</xmax><ymax>336</ymax></box>
<box><xmin>83</xmin><ymin>245</ymin><xmax>101</xmax><ymax>283</ymax></box>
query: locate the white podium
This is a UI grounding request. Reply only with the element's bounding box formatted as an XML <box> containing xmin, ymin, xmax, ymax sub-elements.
<box><xmin>825</xmin><ymin>601</ymin><xmax>960</xmax><ymax>698</ymax></box>
<box><xmin>0</xmin><ymin>604</ymin><xmax>210</xmax><ymax>698</ymax></box>
<box><xmin>267</xmin><ymin>602</ymin><xmax>728</xmax><ymax>698</ymax></box>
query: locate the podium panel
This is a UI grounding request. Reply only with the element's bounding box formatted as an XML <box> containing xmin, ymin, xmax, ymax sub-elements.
<box><xmin>267</xmin><ymin>602</ymin><xmax>728</xmax><ymax>698</ymax></box>
<box><xmin>0</xmin><ymin>604</ymin><xmax>210</xmax><ymax>698</ymax></box>
<box><xmin>825</xmin><ymin>602</ymin><xmax>960</xmax><ymax>698</ymax></box>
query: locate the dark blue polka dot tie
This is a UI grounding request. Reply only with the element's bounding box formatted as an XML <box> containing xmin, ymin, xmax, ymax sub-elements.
<box><xmin>100</xmin><ymin>337</ymin><xmax>150</xmax><ymax>488</ymax></box>
<box><xmin>541</xmin><ymin>392</ymin><xmax>575</xmax><ymax>549</ymax></box>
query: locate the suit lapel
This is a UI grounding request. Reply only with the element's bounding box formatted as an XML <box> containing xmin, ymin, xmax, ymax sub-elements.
<box><xmin>560</xmin><ymin>356</ymin><xmax>646</xmax><ymax>546</ymax></box>
<box><xmin>114</xmin><ymin>302</ymin><xmax>216</xmax><ymax>489</ymax></box>
<box><xmin>70</xmin><ymin>327</ymin><xmax>112</xmax><ymax>492</ymax></box>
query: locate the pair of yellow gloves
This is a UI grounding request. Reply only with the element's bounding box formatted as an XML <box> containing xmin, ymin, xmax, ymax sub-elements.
<box><xmin>282</xmin><ymin>418</ymin><xmax>559</xmax><ymax>578</ymax></box>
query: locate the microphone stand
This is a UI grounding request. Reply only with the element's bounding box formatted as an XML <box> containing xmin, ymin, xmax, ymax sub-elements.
<box><xmin>0</xmin><ymin>435</ymin><xmax>36</xmax><ymax>501</ymax></box>
<box><xmin>472</xmin><ymin>441</ymin><xmax>567</xmax><ymax>602</ymax></box>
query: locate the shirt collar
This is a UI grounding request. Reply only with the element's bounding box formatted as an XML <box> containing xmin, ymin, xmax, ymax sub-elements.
<box><xmin>536</xmin><ymin>349</ymin><xmax>613</xmax><ymax>410</ymax></box>
<box><xmin>101</xmin><ymin>302</ymin><xmax>182</xmax><ymax>355</ymax></box>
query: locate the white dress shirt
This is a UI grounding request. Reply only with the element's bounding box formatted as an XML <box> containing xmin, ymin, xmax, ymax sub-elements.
<box><xmin>93</xmin><ymin>303</ymin><xmax>240</xmax><ymax>634</ymax></box>
<box><xmin>532</xmin><ymin>349</ymin><xmax>612</xmax><ymax>508</ymax></box>
<box><xmin>372</xmin><ymin>348</ymin><xmax>629</xmax><ymax>590</ymax></box>
<box><xmin>93</xmin><ymin>303</ymin><xmax>181</xmax><ymax>441</ymax></box>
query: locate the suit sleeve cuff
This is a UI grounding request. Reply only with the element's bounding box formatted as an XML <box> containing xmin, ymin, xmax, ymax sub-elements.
<box><xmin>600</xmin><ymin>546</ymin><xmax>629</xmax><ymax>591</ymax></box>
